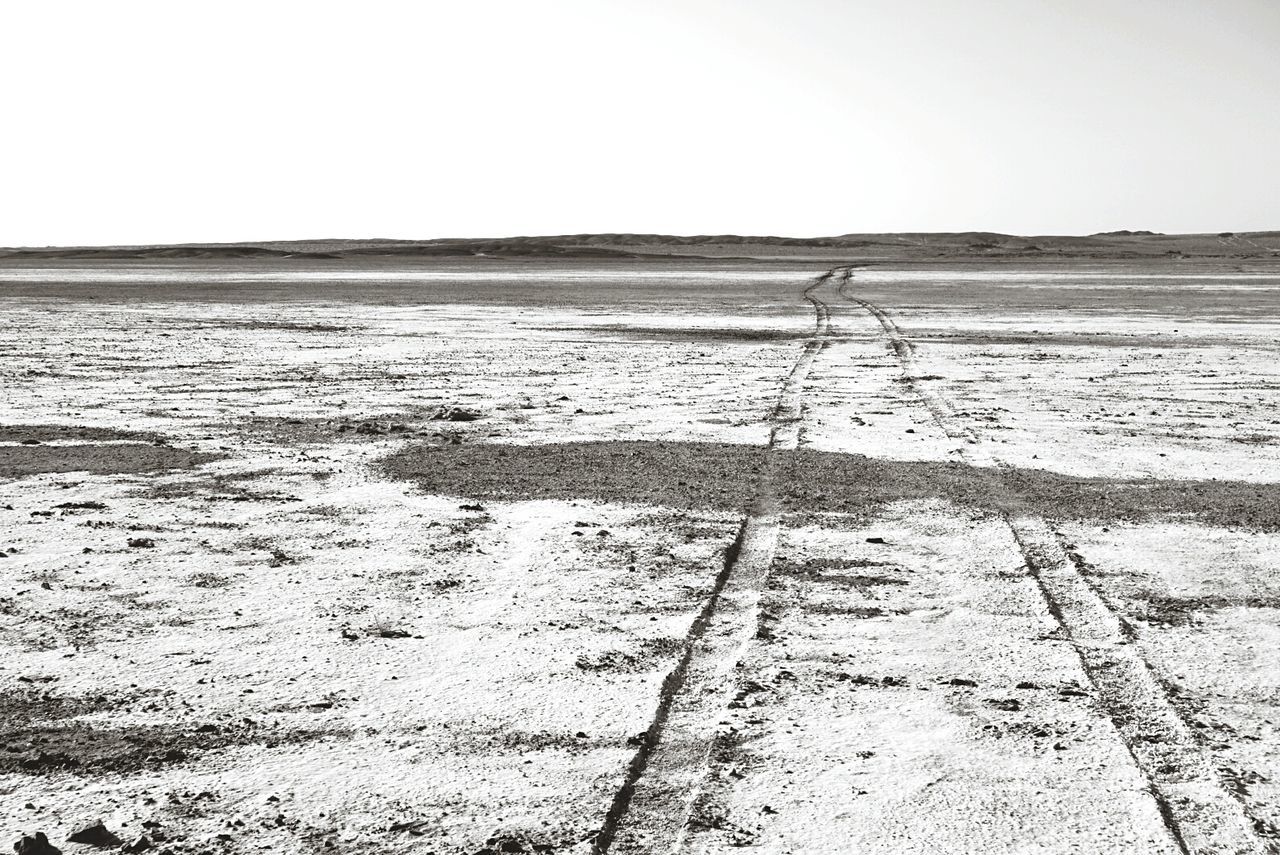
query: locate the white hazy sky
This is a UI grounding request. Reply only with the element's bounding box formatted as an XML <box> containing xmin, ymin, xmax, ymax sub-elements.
<box><xmin>3</xmin><ymin>0</ymin><xmax>1278</xmax><ymax>245</ymax></box>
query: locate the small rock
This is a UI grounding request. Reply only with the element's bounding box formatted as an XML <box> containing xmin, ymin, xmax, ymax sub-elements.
<box><xmin>126</xmin><ymin>538</ymin><xmax>155</xmax><ymax>549</ymax></box>
<box><xmin>120</xmin><ymin>836</ymin><xmax>152</xmax><ymax>853</ymax></box>
<box><xmin>865</xmin><ymin>537</ymin><xmax>886</xmax><ymax>544</ymax></box>
<box><xmin>66</xmin><ymin>822</ymin><xmax>121</xmax><ymax>848</ymax></box>
<box><xmin>378</xmin><ymin>628</ymin><xmax>412</xmax><ymax>639</ymax></box>
<box><xmin>13</xmin><ymin>832</ymin><xmax>61</xmax><ymax>855</ymax></box>
<box><xmin>947</xmin><ymin>678</ymin><xmax>978</xmax><ymax>687</ymax></box>
<box><xmin>458</xmin><ymin>504</ymin><xmax>486</xmax><ymax>512</ymax></box>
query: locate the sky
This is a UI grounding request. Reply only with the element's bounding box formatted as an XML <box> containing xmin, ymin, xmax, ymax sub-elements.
<box><xmin>3</xmin><ymin>0</ymin><xmax>1278</xmax><ymax>246</ymax></box>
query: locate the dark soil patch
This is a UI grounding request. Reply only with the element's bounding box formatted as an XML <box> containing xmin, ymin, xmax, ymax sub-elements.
<box><xmin>919</xmin><ymin>331</ymin><xmax>1214</xmax><ymax>349</ymax></box>
<box><xmin>1137</xmin><ymin>593</ymin><xmax>1280</xmax><ymax>626</ymax></box>
<box><xmin>552</xmin><ymin>324</ymin><xmax>802</xmax><ymax>343</ymax></box>
<box><xmin>772</xmin><ymin>557</ymin><xmax>903</xmax><ymax>589</ymax></box>
<box><xmin>136</xmin><ymin>470</ymin><xmax>297</xmax><ymax>503</ymax></box>
<box><xmin>808</xmin><ymin>603</ymin><xmax>905</xmax><ymax>618</ymax></box>
<box><xmin>382</xmin><ymin>441</ymin><xmax>765</xmax><ymax>512</ymax></box>
<box><xmin>238</xmin><ymin>413</ymin><xmax>467</xmax><ymax>446</ymax></box>
<box><xmin>201</xmin><ymin>319</ymin><xmax>352</xmax><ymax>333</ymax></box>
<box><xmin>0</xmin><ymin>444</ymin><xmax>218</xmax><ymax>479</ymax></box>
<box><xmin>0</xmin><ymin>689</ymin><xmax>333</xmax><ymax>775</ymax></box>
<box><xmin>0</xmin><ymin>424</ymin><xmax>158</xmax><ymax>443</ymax></box>
<box><xmin>380</xmin><ymin>440</ymin><xmax>1280</xmax><ymax>531</ymax></box>
<box><xmin>575</xmin><ymin>637</ymin><xmax>685</xmax><ymax>673</ymax></box>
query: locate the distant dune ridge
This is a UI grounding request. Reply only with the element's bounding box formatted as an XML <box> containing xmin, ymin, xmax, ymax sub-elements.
<box><xmin>2</xmin><ymin>231</ymin><xmax>1279</xmax><ymax>261</ymax></box>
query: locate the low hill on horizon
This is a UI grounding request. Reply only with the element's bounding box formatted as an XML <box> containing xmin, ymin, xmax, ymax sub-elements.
<box><xmin>2</xmin><ymin>231</ymin><xmax>1278</xmax><ymax>261</ymax></box>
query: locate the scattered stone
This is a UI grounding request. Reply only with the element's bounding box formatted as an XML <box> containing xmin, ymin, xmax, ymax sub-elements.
<box><xmin>267</xmin><ymin>548</ymin><xmax>294</xmax><ymax>567</ymax></box>
<box><xmin>120</xmin><ymin>836</ymin><xmax>152</xmax><ymax>853</ymax></box>
<box><xmin>378</xmin><ymin>628</ymin><xmax>412</xmax><ymax>639</ymax></box>
<box><xmin>947</xmin><ymin>678</ymin><xmax>978</xmax><ymax>687</ymax></box>
<box><xmin>126</xmin><ymin>537</ymin><xmax>155</xmax><ymax>549</ymax></box>
<box><xmin>432</xmin><ymin>406</ymin><xmax>482</xmax><ymax>422</ymax></box>
<box><xmin>53</xmin><ymin>501</ymin><xmax>107</xmax><ymax>511</ymax></box>
<box><xmin>13</xmin><ymin>832</ymin><xmax>61</xmax><ymax>855</ymax></box>
<box><xmin>459</xmin><ymin>503</ymin><xmax>486</xmax><ymax>511</ymax></box>
<box><xmin>476</xmin><ymin>835</ymin><xmax>545</xmax><ymax>854</ymax></box>
<box><xmin>66</xmin><ymin>822</ymin><xmax>121</xmax><ymax>848</ymax></box>
<box><xmin>986</xmin><ymin>697</ymin><xmax>1023</xmax><ymax>712</ymax></box>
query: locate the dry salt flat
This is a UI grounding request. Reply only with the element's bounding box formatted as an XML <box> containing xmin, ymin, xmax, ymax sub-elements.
<box><xmin>2</xmin><ymin>259</ymin><xmax>1280</xmax><ymax>855</ymax></box>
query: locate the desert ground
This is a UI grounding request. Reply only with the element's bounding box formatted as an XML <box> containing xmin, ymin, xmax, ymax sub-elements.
<box><xmin>3</xmin><ymin>242</ymin><xmax>1280</xmax><ymax>854</ymax></box>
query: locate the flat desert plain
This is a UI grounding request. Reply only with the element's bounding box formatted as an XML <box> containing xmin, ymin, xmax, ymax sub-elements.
<box><xmin>3</xmin><ymin>256</ymin><xmax>1280</xmax><ymax>855</ymax></box>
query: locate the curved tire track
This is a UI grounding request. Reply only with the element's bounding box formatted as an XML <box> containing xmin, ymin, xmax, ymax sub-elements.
<box><xmin>591</xmin><ymin>267</ymin><xmax>840</xmax><ymax>855</ymax></box>
<box><xmin>839</xmin><ymin>273</ymin><xmax>1272</xmax><ymax>855</ymax></box>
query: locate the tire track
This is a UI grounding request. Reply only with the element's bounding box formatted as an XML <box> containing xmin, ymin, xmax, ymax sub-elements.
<box><xmin>836</xmin><ymin>275</ymin><xmax>976</xmax><ymax>444</ymax></box>
<box><xmin>590</xmin><ymin>267</ymin><xmax>840</xmax><ymax>855</ymax></box>
<box><xmin>838</xmin><ymin>274</ymin><xmax>1272</xmax><ymax>855</ymax></box>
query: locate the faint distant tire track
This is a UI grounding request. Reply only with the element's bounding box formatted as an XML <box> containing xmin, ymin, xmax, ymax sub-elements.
<box><xmin>591</xmin><ymin>267</ymin><xmax>840</xmax><ymax>855</ymax></box>
<box><xmin>839</xmin><ymin>273</ymin><xmax>1273</xmax><ymax>855</ymax></box>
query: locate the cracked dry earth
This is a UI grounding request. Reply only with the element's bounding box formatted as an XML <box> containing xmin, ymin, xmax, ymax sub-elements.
<box><xmin>3</xmin><ymin>259</ymin><xmax>1280</xmax><ymax>855</ymax></box>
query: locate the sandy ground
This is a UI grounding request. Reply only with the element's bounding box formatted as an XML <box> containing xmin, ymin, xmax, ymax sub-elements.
<box><xmin>2</xmin><ymin>259</ymin><xmax>1279</xmax><ymax>855</ymax></box>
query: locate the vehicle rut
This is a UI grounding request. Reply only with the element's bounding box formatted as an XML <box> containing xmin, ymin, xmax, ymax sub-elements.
<box><xmin>838</xmin><ymin>273</ymin><xmax>1273</xmax><ymax>855</ymax></box>
<box><xmin>590</xmin><ymin>267</ymin><xmax>841</xmax><ymax>854</ymax></box>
